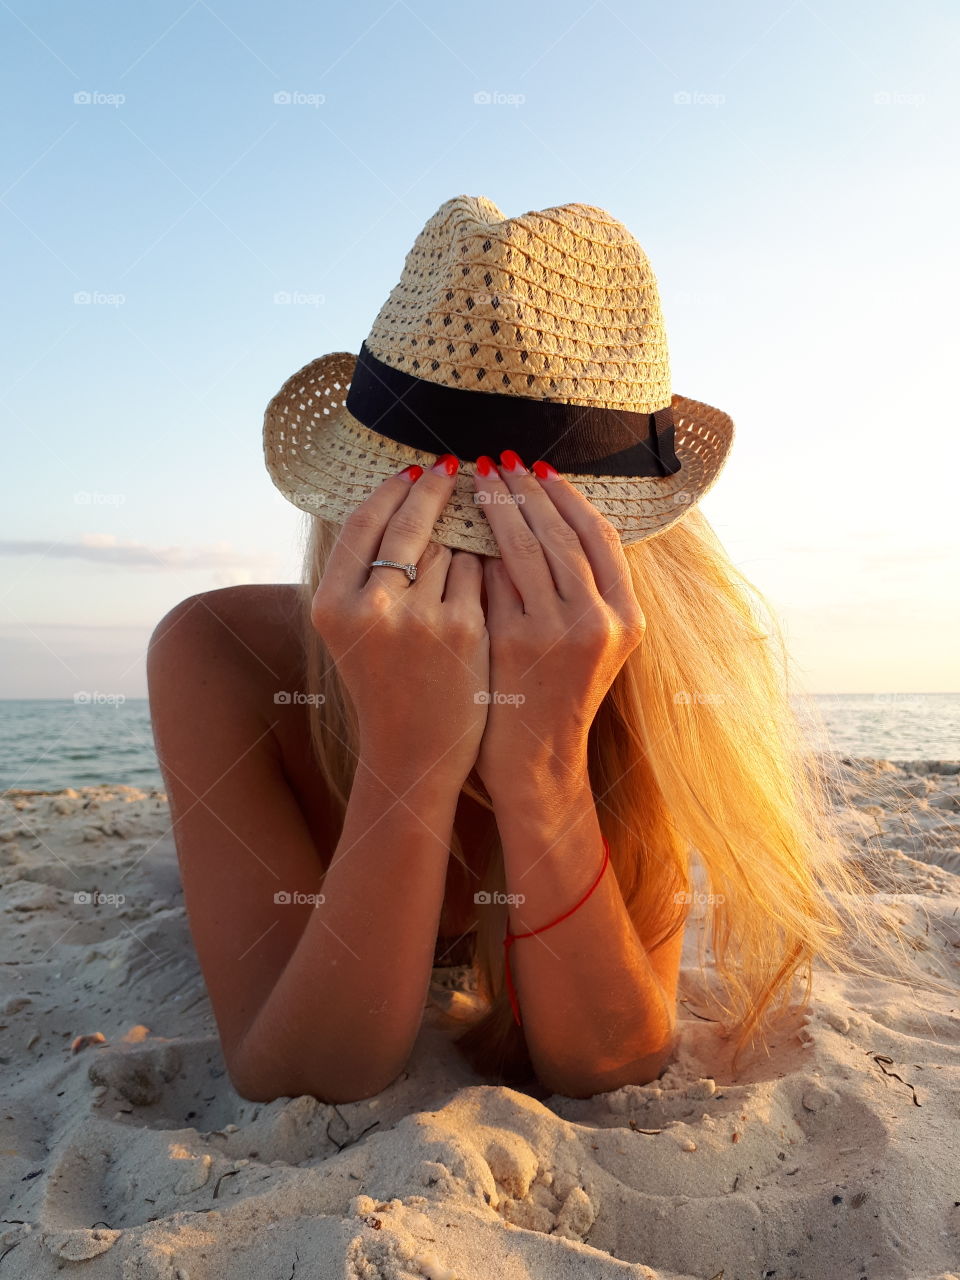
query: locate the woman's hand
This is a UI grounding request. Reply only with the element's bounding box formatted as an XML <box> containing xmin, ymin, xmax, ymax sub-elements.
<box><xmin>311</xmin><ymin>455</ymin><xmax>489</xmax><ymax>791</ymax></box>
<box><xmin>470</xmin><ymin>452</ymin><xmax>646</xmax><ymax>797</ymax></box>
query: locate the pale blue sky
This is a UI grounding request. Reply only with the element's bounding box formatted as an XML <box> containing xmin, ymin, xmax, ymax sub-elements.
<box><xmin>1</xmin><ymin>0</ymin><xmax>958</xmax><ymax>696</ymax></box>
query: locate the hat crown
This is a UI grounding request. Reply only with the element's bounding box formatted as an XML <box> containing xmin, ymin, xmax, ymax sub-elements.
<box><xmin>363</xmin><ymin>194</ymin><xmax>671</xmax><ymax>416</ymax></box>
<box><xmin>262</xmin><ymin>192</ymin><xmax>734</xmax><ymax>556</ymax></box>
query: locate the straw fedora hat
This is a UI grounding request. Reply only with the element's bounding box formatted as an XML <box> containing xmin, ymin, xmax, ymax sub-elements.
<box><xmin>263</xmin><ymin>194</ymin><xmax>734</xmax><ymax>557</ymax></box>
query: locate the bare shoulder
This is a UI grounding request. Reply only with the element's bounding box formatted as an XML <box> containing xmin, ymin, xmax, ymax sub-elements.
<box><xmin>149</xmin><ymin>584</ymin><xmax>304</xmax><ymax>683</ymax></box>
<box><xmin>147</xmin><ymin>583</ymin><xmax>311</xmax><ymax>778</ymax></box>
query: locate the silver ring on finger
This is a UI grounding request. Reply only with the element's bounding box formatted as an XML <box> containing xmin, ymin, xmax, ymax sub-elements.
<box><xmin>369</xmin><ymin>559</ymin><xmax>418</xmax><ymax>583</ymax></box>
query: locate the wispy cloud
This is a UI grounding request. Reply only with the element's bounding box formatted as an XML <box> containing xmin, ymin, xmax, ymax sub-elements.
<box><xmin>0</xmin><ymin>536</ymin><xmax>276</xmax><ymax>572</ymax></box>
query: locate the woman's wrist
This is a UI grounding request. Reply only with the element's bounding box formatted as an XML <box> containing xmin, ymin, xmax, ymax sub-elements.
<box><xmin>355</xmin><ymin>744</ymin><xmax>468</xmax><ymax>808</ymax></box>
<box><xmin>481</xmin><ymin>741</ymin><xmax>591</xmax><ymax>809</ymax></box>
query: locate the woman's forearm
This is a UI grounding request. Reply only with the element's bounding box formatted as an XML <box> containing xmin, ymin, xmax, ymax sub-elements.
<box><xmin>229</xmin><ymin>757</ymin><xmax>462</xmax><ymax>1103</ymax></box>
<box><xmin>488</xmin><ymin>757</ymin><xmax>676</xmax><ymax>1097</ymax></box>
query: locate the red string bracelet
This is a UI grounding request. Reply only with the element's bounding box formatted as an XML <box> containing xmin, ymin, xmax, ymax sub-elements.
<box><xmin>503</xmin><ymin>834</ymin><xmax>610</xmax><ymax>1027</ymax></box>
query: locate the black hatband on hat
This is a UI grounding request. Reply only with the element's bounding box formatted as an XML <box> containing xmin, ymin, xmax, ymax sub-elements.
<box><xmin>343</xmin><ymin>341</ymin><xmax>682</xmax><ymax>478</ymax></box>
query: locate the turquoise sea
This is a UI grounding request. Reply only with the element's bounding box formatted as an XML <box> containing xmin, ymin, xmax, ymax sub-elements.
<box><xmin>0</xmin><ymin>694</ymin><xmax>957</xmax><ymax>793</ymax></box>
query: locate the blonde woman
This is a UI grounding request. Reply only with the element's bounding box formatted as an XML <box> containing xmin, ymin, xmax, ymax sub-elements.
<box><xmin>148</xmin><ymin>196</ymin><xmax>945</xmax><ymax>1104</ymax></box>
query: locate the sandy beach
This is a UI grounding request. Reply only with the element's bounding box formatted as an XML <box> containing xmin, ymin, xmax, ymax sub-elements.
<box><xmin>1</xmin><ymin>755</ymin><xmax>958</xmax><ymax>1280</ymax></box>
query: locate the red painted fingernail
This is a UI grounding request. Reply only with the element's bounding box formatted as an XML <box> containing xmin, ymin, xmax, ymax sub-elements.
<box><xmin>500</xmin><ymin>449</ymin><xmax>527</xmax><ymax>474</ymax></box>
<box><xmin>431</xmin><ymin>453</ymin><xmax>459</xmax><ymax>476</ymax></box>
<box><xmin>399</xmin><ymin>464</ymin><xmax>423</xmax><ymax>481</ymax></box>
<box><xmin>475</xmin><ymin>455</ymin><xmax>497</xmax><ymax>476</ymax></box>
<box><xmin>532</xmin><ymin>460</ymin><xmax>560</xmax><ymax>481</ymax></box>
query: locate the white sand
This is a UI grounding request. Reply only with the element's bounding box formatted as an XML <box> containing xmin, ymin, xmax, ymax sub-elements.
<box><xmin>1</xmin><ymin>756</ymin><xmax>959</xmax><ymax>1279</ymax></box>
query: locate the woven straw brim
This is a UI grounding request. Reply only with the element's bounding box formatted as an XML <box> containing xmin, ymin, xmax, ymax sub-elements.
<box><xmin>263</xmin><ymin>351</ymin><xmax>734</xmax><ymax>556</ymax></box>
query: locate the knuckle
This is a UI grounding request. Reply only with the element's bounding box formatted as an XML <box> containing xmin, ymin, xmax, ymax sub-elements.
<box><xmin>360</xmin><ymin>587</ymin><xmax>396</xmax><ymax>618</ymax></box>
<box><xmin>503</xmin><ymin>525</ymin><xmax>543</xmax><ymax>557</ymax></box>
<box><xmin>388</xmin><ymin>510</ymin><xmax>427</xmax><ymax>540</ymax></box>
<box><xmin>446</xmin><ymin>605</ymin><xmax>485</xmax><ymax>638</ymax></box>
<box><xmin>623</xmin><ymin>606</ymin><xmax>646</xmax><ymax>637</ymax></box>
<box><xmin>344</xmin><ymin>505</ymin><xmax>384</xmax><ymax>534</ymax></box>
<box><xmin>408</xmin><ymin>606</ymin><xmax>442</xmax><ymax>639</ymax></box>
<box><xmin>548</xmin><ymin>519</ymin><xmax>582</xmax><ymax>546</ymax></box>
<box><xmin>571</xmin><ymin>611</ymin><xmax>614</xmax><ymax>649</ymax></box>
<box><xmin>417</xmin><ymin>544</ymin><xmax>450</xmax><ymax>580</ymax></box>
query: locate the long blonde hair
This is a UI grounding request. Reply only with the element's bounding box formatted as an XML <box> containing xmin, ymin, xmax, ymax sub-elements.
<box><xmin>298</xmin><ymin>507</ymin><xmax>955</xmax><ymax>1085</ymax></box>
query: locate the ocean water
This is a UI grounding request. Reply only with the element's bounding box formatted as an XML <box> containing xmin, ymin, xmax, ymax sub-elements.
<box><xmin>0</xmin><ymin>699</ymin><xmax>162</xmax><ymax>793</ymax></box>
<box><xmin>0</xmin><ymin>694</ymin><xmax>957</xmax><ymax>793</ymax></box>
<box><xmin>794</xmin><ymin>692</ymin><xmax>959</xmax><ymax>763</ymax></box>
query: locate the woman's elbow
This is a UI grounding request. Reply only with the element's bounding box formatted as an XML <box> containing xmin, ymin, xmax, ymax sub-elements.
<box><xmin>225</xmin><ymin>1047</ymin><xmax>406</xmax><ymax>1106</ymax></box>
<box><xmin>534</xmin><ymin>1033</ymin><xmax>677</xmax><ymax>1099</ymax></box>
